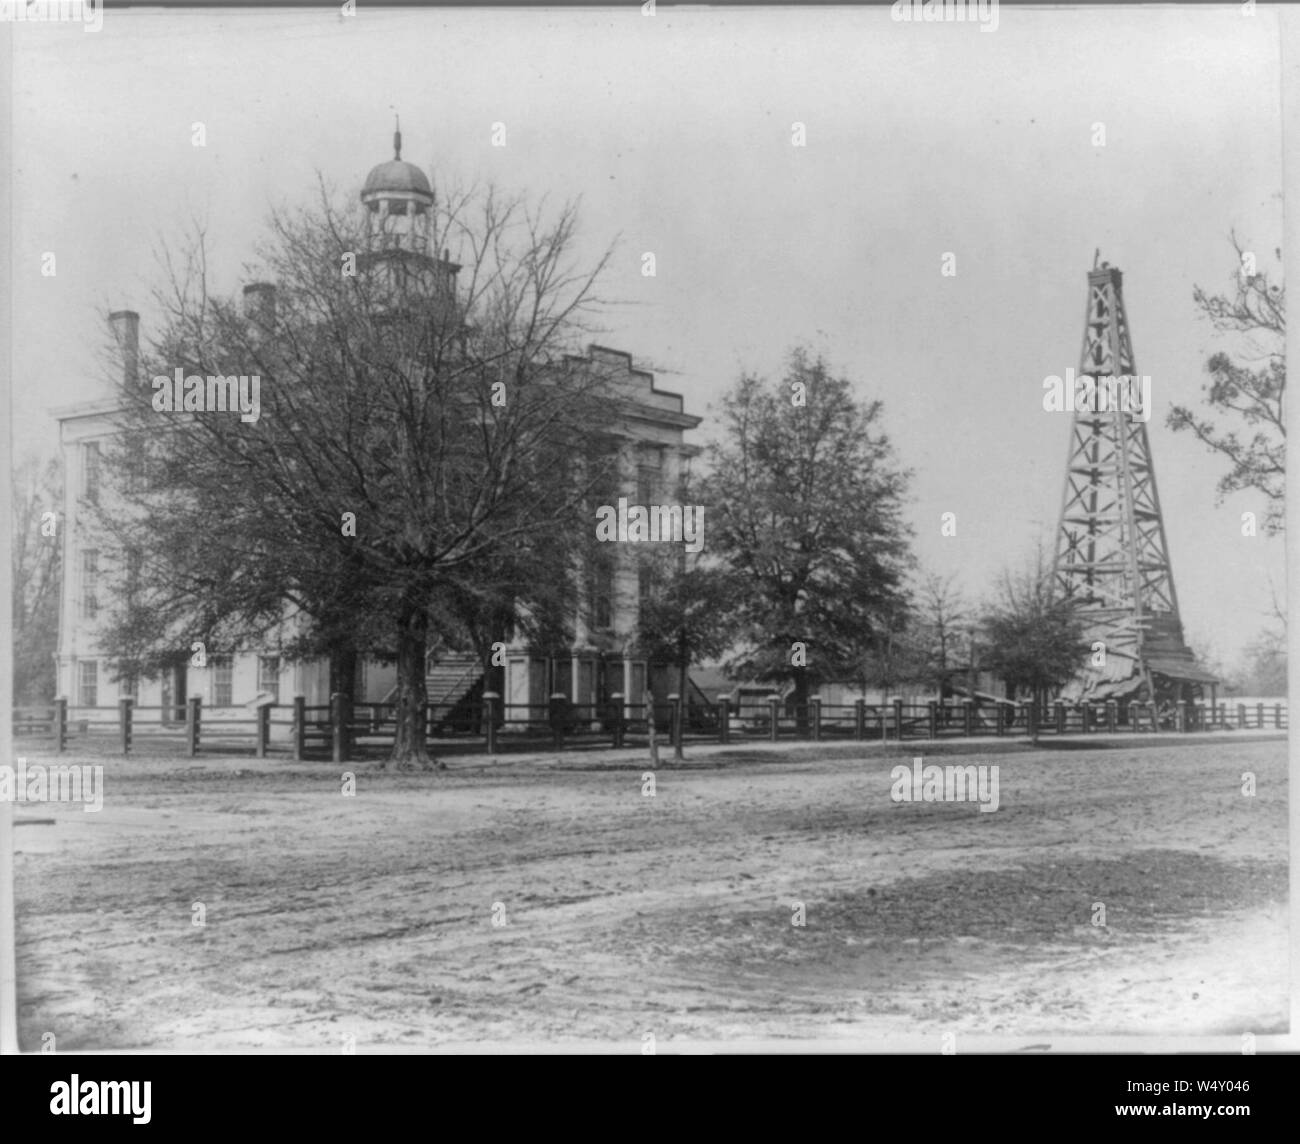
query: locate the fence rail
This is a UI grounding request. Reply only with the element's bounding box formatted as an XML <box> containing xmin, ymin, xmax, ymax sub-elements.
<box><xmin>10</xmin><ymin>693</ymin><xmax>1288</xmax><ymax>761</ymax></box>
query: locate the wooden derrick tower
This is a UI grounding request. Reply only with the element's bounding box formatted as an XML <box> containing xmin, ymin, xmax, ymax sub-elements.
<box><xmin>1051</xmin><ymin>260</ymin><xmax>1217</xmax><ymax>707</ymax></box>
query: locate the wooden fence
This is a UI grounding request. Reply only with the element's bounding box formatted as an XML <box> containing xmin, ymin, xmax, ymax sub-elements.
<box><xmin>10</xmin><ymin>693</ymin><xmax>1289</xmax><ymax>762</ymax></box>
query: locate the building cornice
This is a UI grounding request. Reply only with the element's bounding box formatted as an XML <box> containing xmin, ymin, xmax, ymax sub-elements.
<box><xmin>49</xmin><ymin>397</ymin><xmax>126</xmax><ymax>421</ymax></box>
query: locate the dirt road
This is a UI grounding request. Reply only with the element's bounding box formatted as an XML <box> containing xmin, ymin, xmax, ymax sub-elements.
<box><xmin>12</xmin><ymin>737</ymin><xmax>1287</xmax><ymax>1050</ymax></box>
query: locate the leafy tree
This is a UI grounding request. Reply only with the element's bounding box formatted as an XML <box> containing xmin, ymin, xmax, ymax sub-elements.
<box><xmin>11</xmin><ymin>455</ymin><xmax>62</xmax><ymax>705</ymax></box>
<box><xmin>634</xmin><ymin>543</ymin><xmax>740</xmax><ymax>760</ymax></box>
<box><xmin>699</xmin><ymin>346</ymin><xmax>913</xmax><ymax>719</ymax></box>
<box><xmin>981</xmin><ymin>547</ymin><xmax>1090</xmax><ymax>719</ymax></box>
<box><xmin>1168</xmin><ymin>233</ymin><xmax>1284</xmax><ymax>534</ymax></box>
<box><xmin>89</xmin><ymin>182</ymin><xmax>623</xmax><ymax>769</ymax></box>
<box><xmin>852</xmin><ymin>608</ymin><xmax>928</xmax><ymax>700</ymax></box>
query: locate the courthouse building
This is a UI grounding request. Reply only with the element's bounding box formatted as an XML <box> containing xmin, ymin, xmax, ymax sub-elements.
<box><xmin>52</xmin><ymin>131</ymin><xmax>702</xmax><ymax>727</ymax></box>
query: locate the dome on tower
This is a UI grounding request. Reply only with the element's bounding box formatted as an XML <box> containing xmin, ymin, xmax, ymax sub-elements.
<box><xmin>361</xmin><ymin>122</ymin><xmax>433</xmax><ymax>203</ymax></box>
<box><xmin>362</xmin><ymin>157</ymin><xmax>432</xmax><ymax>199</ymax></box>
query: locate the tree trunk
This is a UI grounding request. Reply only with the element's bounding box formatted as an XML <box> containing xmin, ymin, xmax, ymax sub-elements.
<box><xmin>675</xmin><ymin>632</ymin><xmax>688</xmax><ymax>762</ymax></box>
<box><xmin>645</xmin><ymin>689</ymin><xmax>660</xmax><ymax>769</ymax></box>
<box><xmin>329</xmin><ymin>643</ymin><xmax>358</xmax><ymax>704</ymax></box>
<box><xmin>390</xmin><ymin>598</ymin><xmax>433</xmax><ymax>770</ymax></box>
<box><xmin>793</xmin><ymin>664</ymin><xmax>810</xmax><ymax>734</ymax></box>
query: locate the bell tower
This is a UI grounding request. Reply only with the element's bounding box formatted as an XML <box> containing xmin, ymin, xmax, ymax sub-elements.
<box><xmin>359</xmin><ymin>118</ymin><xmax>460</xmax><ymax>319</ymax></box>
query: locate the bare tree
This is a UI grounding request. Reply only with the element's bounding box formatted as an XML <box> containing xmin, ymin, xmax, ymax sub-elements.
<box><xmin>91</xmin><ymin>181</ymin><xmax>626</xmax><ymax>769</ymax></box>
<box><xmin>10</xmin><ymin>455</ymin><xmax>62</xmax><ymax>705</ymax></box>
<box><xmin>912</xmin><ymin>570</ymin><xmax>970</xmax><ymax>696</ymax></box>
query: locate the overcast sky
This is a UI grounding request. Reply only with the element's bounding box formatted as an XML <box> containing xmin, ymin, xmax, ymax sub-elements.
<box><xmin>9</xmin><ymin>5</ymin><xmax>1287</xmax><ymax>666</ymax></box>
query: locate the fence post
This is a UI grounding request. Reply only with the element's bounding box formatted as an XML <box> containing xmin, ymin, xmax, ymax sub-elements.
<box><xmin>55</xmin><ymin>697</ymin><xmax>67</xmax><ymax>753</ymax></box>
<box><xmin>768</xmin><ymin>695</ymin><xmax>781</xmax><ymax>742</ymax></box>
<box><xmin>1106</xmin><ymin>700</ymin><xmax>1117</xmax><ymax>733</ymax></box>
<box><xmin>1236</xmin><ymin>702</ymin><xmax>1246</xmax><ymax>731</ymax></box>
<box><xmin>608</xmin><ymin>692</ymin><xmax>625</xmax><ymax>749</ymax></box>
<box><xmin>892</xmin><ymin>698</ymin><xmax>904</xmax><ymax>742</ymax></box>
<box><xmin>481</xmin><ymin>692</ymin><xmax>499</xmax><ymax>754</ymax></box>
<box><xmin>331</xmin><ymin>692</ymin><xmax>349</xmax><ymax>764</ymax></box>
<box><xmin>853</xmin><ymin>698</ymin><xmax>865</xmax><ymax>740</ymax></box>
<box><xmin>256</xmin><ymin>702</ymin><xmax>270</xmax><ymax>758</ymax></box>
<box><xmin>1274</xmin><ymin>702</ymin><xmax>1282</xmax><ymax>730</ymax></box>
<box><xmin>667</xmin><ymin>693</ymin><xmax>682</xmax><ymax>750</ymax></box>
<box><xmin>962</xmin><ymin>698</ymin><xmax>973</xmax><ymax>737</ymax></box>
<box><xmin>550</xmin><ymin>693</ymin><xmax>566</xmax><ymax>750</ymax></box>
<box><xmin>995</xmin><ymin>702</ymin><xmax>1005</xmax><ymax>736</ymax></box>
<box><xmin>1024</xmin><ymin>701</ymin><xmax>1036</xmax><ymax>739</ymax></box>
<box><xmin>119</xmin><ymin>697</ymin><xmax>133</xmax><ymax>756</ymax></box>
<box><xmin>293</xmin><ymin>695</ymin><xmax>306</xmax><ymax>761</ymax></box>
<box><xmin>717</xmin><ymin>695</ymin><xmax>729</xmax><ymax>745</ymax></box>
<box><xmin>1054</xmin><ymin>700</ymin><xmax>1065</xmax><ymax>735</ymax></box>
<box><xmin>926</xmin><ymin>700</ymin><xmax>937</xmax><ymax>741</ymax></box>
<box><xmin>810</xmin><ymin>697</ymin><xmax>822</xmax><ymax>742</ymax></box>
<box><xmin>1255</xmin><ymin>702</ymin><xmax>1263</xmax><ymax>731</ymax></box>
<box><xmin>1176</xmin><ymin>700</ymin><xmax>1187</xmax><ymax>733</ymax></box>
<box><xmin>186</xmin><ymin>695</ymin><xmax>201</xmax><ymax>757</ymax></box>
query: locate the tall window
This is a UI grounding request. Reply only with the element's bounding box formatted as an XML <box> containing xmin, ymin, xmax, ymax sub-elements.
<box><xmin>212</xmin><ymin>656</ymin><xmax>233</xmax><ymax>707</ymax></box>
<box><xmin>124</xmin><ymin>450</ymin><xmax>145</xmax><ymax>494</ymax></box>
<box><xmin>258</xmin><ymin>655</ymin><xmax>280</xmax><ymax>703</ymax></box>
<box><xmin>592</xmin><ymin>555</ymin><xmax>614</xmax><ymax>630</ymax></box>
<box><xmin>81</xmin><ymin>549</ymin><xmax>99</xmax><ymax>619</ymax></box>
<box><xmin>636</xmin><ymin>445</ymin><xmax>664</xmax><ymax>506</ymax></box>
<box><xmin>78</xmin><ymin>660</ymin><xmax>98</xmax><ymax>707</ymax></box>
<box><xmin>124</xmin><ymin>547</ymin><xmax>143</xmax><ymax>599</ymax></box>
<box><xmin>83</xmin><ymin>442</ymin><xmax>101</xmax><ymax>504</ymax></box>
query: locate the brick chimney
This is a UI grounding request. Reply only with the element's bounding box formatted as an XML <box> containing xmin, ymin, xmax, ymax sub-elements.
<box><xmin>108</xmin><ymin>310</ymin><xmax>140</xmax><ymax>386</ymax></box>
<box><xmin>242</xmin><ymin>282</ymin><xmax>276</xmax><ymax>331</ymax></box>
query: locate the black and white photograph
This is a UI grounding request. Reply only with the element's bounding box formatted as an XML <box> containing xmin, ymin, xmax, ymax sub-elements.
<box><xmin>1</xmin><ymin>0</ymin><xmax>1296</xmax><ymax>1098</ymax></box>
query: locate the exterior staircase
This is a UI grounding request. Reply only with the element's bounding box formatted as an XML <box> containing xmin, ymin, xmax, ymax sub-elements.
<box><xmin>426</xmin><ymin>653</ymin><xmax>483</xmax><ymax>704</ymax></box>
<box><xmin>427</xmin><ymin>653</ymin><xmax>486</xmax><ymax>731</ymax></box>
<box><xmin>381</xmin><ymin>652</ymin><xmax>485</xmax><ymax>732</ymax></box>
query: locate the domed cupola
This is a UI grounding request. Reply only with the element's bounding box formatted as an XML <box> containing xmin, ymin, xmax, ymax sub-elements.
<box><xmin>358</xmin><ymin>118</ymin><xmax>462</xmax><ymax>327</ymax></box>
<box><xmin>361</xmin><ymin>118</ymin><xmax>435</xmax><ymax>256</ymax></box>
